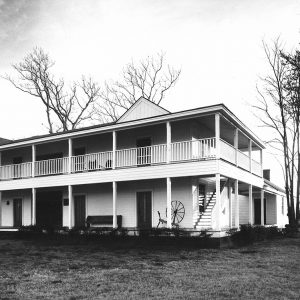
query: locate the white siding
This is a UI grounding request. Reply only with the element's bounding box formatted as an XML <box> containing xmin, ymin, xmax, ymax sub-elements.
<box><xmin>1</xmin><ymin>190</ymin><xmax>31</xmax><ymax>226</ymax></box>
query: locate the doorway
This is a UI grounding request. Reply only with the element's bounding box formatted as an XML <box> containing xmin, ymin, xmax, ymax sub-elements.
<box><xmin>137</xmin><ymin>191</ymin><xmax>152</xmax><ymax>228</ymax></box>
<box><xmin>74</xmin><ymin>195</ymin><xmax>86</xmax><ymax>228</ymax></box>
<box><xmin>13</xmin><ymin>198</ymin><xmax>22</xmax><ymax>227</ymax></box>
<box><xmin>254</xmin><ymin>198</ymin><xmax>266</xmax><ymax>225</ymax></box>
<box><xmin>136</xmin><ymin>138</ymin><xmax>151</xmax><ymax>165</ymax></box>
<box><xmin>36</xmin><ymin>191</ymin><xmax>63</xmax><ymax>228</ymax></box>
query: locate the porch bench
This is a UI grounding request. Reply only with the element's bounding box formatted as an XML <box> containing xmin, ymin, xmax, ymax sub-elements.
<box><xmin>86</xmin><ymin>215</ymin><xmax>122</xmax><ymax>228</ymax></box>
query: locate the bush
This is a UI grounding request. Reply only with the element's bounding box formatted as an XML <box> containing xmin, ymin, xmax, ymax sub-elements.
<box><xmin>228</xmin><ymin>224</ymin><xmax>283</xmax><ymax>246</ymax></box>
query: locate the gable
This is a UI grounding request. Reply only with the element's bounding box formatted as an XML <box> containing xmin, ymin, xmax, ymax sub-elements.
<box><xmin>117</xmin><ymin>97</ymin><xmax>170</xmax><ymax>123</ymax></box>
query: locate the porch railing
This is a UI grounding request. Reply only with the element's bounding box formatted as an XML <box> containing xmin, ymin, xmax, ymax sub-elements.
<box><xmin>0</xmin><ymin>162</ymin><xmax>32</xmax><ymax>180</ymax></box>
<box><xmin>171</xmin><ymin>138</ymin><xmax>215</xmax><ymax>162</ymax></box>
<box><xmin>35</xmin><ymin>157</ymin><xmax>69</xmax><ymax>176</ymax></box>
<box><xmin>71</xmin><ymin>151</ymin><xmax>113</xmax><ymax>172</ymax></box>
<box><xmin>0</xmin><ymin>137</ymin><xmax>263</xmax><ymax>180</ymax></box>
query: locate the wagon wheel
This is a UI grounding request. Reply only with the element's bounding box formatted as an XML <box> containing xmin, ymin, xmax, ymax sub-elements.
<box><xmin>171</xmin><ymin>200</ymin><xmax>185</xmax><ymax>225</ymax></box>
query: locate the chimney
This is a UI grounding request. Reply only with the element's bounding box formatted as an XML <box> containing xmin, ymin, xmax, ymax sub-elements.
<box><xmin>263</xmin><ymin>169</ymin><xmax>270</xmax><ymax>181</ymax></box>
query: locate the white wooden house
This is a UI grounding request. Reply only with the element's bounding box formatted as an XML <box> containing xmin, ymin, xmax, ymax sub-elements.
<box><xmin>0</xmin><ymin>98</ymin><xmax>288</xmax><ymax>233</ymax></box>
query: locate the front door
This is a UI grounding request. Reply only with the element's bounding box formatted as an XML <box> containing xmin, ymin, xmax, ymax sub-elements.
<box><xmin>136</xmin><ymin>138</ymin><xmax>151</xmax><ymax>165</ymax></box>
<box><xmin>254</xmin><ymin>198</ymin><xmax>266</xmax><ymax>225</ymax></box>
<box><xmin>36</xmin><ymin>191</ymin><xmax>63</xmax><ymax>228</ymax></box>
<box><xmin>74</xmin><ymin>195</ymin><xmax>86</xmax><ymax>228</ymax></box>
<box><xmin>13</xmin><ymin>198</ymin><xmax>22</xmax><ymax>227</ymax></box>
<box><xmin>137</xmin><ymin>191</ymin><xmax>152</xmax><ymax>228</ymax></box>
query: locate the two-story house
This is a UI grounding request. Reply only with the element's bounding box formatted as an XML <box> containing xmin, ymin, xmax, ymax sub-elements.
<box><xmin>0</xmin><ymin>98</ymin><xmax>288</xmax><ymax>233</ymax></box>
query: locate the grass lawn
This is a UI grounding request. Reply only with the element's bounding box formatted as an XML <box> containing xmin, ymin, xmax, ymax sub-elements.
<box><xmin>0</xmin><ymin>235</ymin><xmax>299</xmax><ymax>299</ymax></box>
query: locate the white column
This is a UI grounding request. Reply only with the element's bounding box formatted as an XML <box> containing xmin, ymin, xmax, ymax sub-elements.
<box><xmin>0</xmin><ymin>191</ymin><xmax>2</xmax><ymax>227</ymax></box>
<box><xmin>260</xmin><ymin>149</ymin><xmax>263</xmax><ymax>177</ymax></box>
<box><xmin>112</xmin><ymin>131</ymin><xmax>116</xmax><ymax>169</ymax></box>
<box><xmin>215</xmin><ymin>173</ymin><xmax>221</xmax><ymax>231</ymax></box>
<box><xmin>215</xmin><ymin>114</ymin><xmax>220</xmax><ymax>159</ymax></box>
<box><xmin>167</xmin><ymin>177</ymin><xmax>172</xmax><ymax>228</ymax></box>
<box><xmin>234</xmin><ymin>128</ymin><xmax>239</xmax><ymax>166</ymax></box>
<box><xmin>261</xmin><ymin>189</ymin><xmax>264</xmax><ymax>225</ymax></box>
<box><xmin>249</xmin><ymin>140</ymin><xmax>252</xmax><ymax>173</ymax></box>
<box><xmin>68</xmin><ymin>185</ymin><xmax>73</xmax><ymax>229</ymax></box>
<box><xmin>32</xmin><ymin>188</ymin><xmax>36</xmax><ymax>225</ymax></box>
<box><xmin>235</xmin><ymin>179</ymin><xmax>239</xmax><ymax>228</ymax></box>
<box><xmin>229</xmin><ymin>180</ymin><xmax>233</xmax><ymax>228</ymax></box>
<box><xmin>192</xmin><ymin>178</ymin><xmax>198</xmax><ymax>227</ymax></box>
<box><xmin>112</xmin><ymin>181</ymin><xmax>117</xmax><ymax>228</ymax></box>
<box><xmin>68</xmin><ymin>138</ymin><xmax>72</xmax><ymax>174</ymax></box>
<box><xmin>248</xmin><ymin>184</ymin><xmax>253</xmax><ymax>225</ymax></box>
<box><xmin>32</xmin><ymin>144</ymin><xmax>36</xmax><ymax>177</ymax></box>
<box><xmin>166</xmin><ymin>122</ymin><xmax>171</xmax><ymax>163</ymax></box>
<box><xmin>0</xmin><ymin>151</ymin><xmax>2</xmax><ymax>181</ymax></box>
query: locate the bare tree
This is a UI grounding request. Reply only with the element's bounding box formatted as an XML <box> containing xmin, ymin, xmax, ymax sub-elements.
<box><xmin>254</xmin><ymin>39</ymin><xmax>299</xmax><ymax>227</ymax></box>
<box><xmin>97</xmin><ymin>53</ymin><xmax>181</xmax><ymax>121</ymax></box>
<box><xmin>3</xmin><ymin>48</ymin><xmax>101</xmax><ymax>133</ymax></box>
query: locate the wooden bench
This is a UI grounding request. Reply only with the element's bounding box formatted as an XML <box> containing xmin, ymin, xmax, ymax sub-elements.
<box><xmin>86</xmin><ymin>215</ymin><xmax>122</xmax><ymax>228</ymax></box>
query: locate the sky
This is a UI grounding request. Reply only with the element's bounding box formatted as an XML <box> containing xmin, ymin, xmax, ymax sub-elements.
<box><xmin>0</xmin><ymin>0</ymin><xmax>299</xmax><ymax>186</ymax></box>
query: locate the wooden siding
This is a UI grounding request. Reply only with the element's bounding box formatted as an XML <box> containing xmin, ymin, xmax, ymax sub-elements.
<box><xmin>118</xmin><ymin>98</ymin><xmax>169</xmax><ymax>123</ymax></box>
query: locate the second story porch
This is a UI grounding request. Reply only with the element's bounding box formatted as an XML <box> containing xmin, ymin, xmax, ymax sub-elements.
<box><xmin>0</xmin><ymin>110</ymin><xmax>263</xmax><ymax>184</ymax></box>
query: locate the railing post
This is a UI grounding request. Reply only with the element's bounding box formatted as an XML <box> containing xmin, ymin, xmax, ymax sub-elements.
<box><xmin>68</xmin><ymin>138</ymin><xmax>72</xmax><ymax>174</ymax></box>
<box><xmin>249</xmin><ymin>139</ymin><xmax>252</xmax><ymax>173</ymax></box>
<box><xmin>68</xmin><ymin>185</ymin><xmax>73</xmax><ymax>229</ymax></box>
<box><xmin>113</xmin><ymin>181</ymin><xmax>117</xmax><ymax>228</ymax></box>
<box><xmin>112</xmin><ymin>131</ymin><xmax>116</xmax><ymax>169</ymax></box>
<box><xmin>215</xmin><ymin>173</ymin><xmax>221</xmax><ymax>231</ymax></box>
<box><xmin>167</xmin><ymin>177</ymin><xmax>172</xmax><ymax>228</ymax></box>
<box><xmin>32</xmin><ymin>188</ymin><xmax>36</xmax><ymax>225</ymax></box>
<box><xmin>261</xmin><ymin>189</ymin><xmax>264</xmax><ymax>225</ymax></box>
<box><xmin>215</xmin><ymin>114</ymin><xmax>220</xmax><ymax>159</ymax></box>
<box><xmin>249</xmin><ymin>184</ymin><xmax>253</xmax><ymax>225</ymax></box>
<box><xmin>234</xmin><ymin>128</ymin><xmax>239</xmax><ymax>166</ymax></box>
<box><xmin>32</xmin><ymin>144</ymin><xmax>36</xmax><ymax>177</ymax></box>
<box><xmin>235</xmin><ymin>179</ymin><xmax>239</xmax><ymax>228</ymax></box>
<box><xmin>166</xmin><ymin>122</ymin><xmax>171</xmax><ymax>163</ymax></box>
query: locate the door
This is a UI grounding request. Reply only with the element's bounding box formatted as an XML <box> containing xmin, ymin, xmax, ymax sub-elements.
<box><xmin>13</xmin><ymin>198</ymin><xmax>22</xmax><ymax>227</ymax></box>
<box><xmin>74</xmin><ymin>195</ymin><xmax>86</xmax><ymax>228</ymax></box>
<box><xmin>13</xmin><ymin>156</ymin><xmax>23</xmax><ymax>179</ymax></box>
<box><xmin>73</xmin><ymin>147</ymin><xmax>86</xmax><ymax>172</ymax></box>
<box><xmin>254</xmin><ymin>198</ymin><xmax>266</xmax><ymax>225</ymax></box>
<box><xmin>36</xmin><ymin>191</ymin><xmax>63</xmax><ymax>228</ymax></box>
<box><xmin>136</xmin><ymin>138</ymin><xmax>151</xmax><ymax>165</ymax></box>
<box><xmin>137</xmin><ymin>191</ymin><xmax>152</xmax><ymax>228</ymax></box>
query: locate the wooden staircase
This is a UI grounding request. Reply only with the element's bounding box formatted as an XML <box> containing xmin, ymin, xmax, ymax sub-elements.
<box><xmin>194</xmin><ymin>180</ymin><xmax>227</xmax><ymax>229</ymax></box>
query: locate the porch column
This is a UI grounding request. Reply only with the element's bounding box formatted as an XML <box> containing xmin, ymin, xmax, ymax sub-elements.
<box><xmin>166</xmin><ymin>177</ymin><xmax>172</xmax><ymax>228</ymax></box>
<box><xmin>248</xmin><ymin>184</ymin><xmax>253</xmax><ymax>225</ymax></box>
<box><xmin>215</xmin><ymin>114</ymin><xmax>220</xmax><ymax>159</ymax></box>
<box><xmin>68</xmin><ymin>138</ymin><xmax>72</xmax><ymax>174</ymax></box>
<box><xmin>234</xmin><ymin>179</ymin><xmax>239</xmax><ymax>228</ymax></box>
<box><xmin>112</xmin><ymin>131</ymin><xmax>116</xmax><ymax>169</ymax></box>
<box><xmin>192</xmin><ymin>178</ymin><xmax>198</xmax><ymax>228</ymax></box>
<box><xmin>260</xmin><ymin>149</ymin><xmax>263</xmax><ymax>177</ymax></box>
<box><xmin>112</xmin><ymin>181</ymin><xmax>117</xmax><ymax>228</ymax></box>
<box><xmin>215</xmin><ymin>173</ymin><xmax>221</xmax><ymax>231</ymax></box>
<box><xmin>32</xmin><ymin>144</ymin><xmax>36</xmax><ymax>177</ymax></box>
<box><xmin>261</xmin><ymin>189</ymin><xmax>265</xmax><ymax>225</ymax></box>
<box><xmin>31</xmin><ymin>188</ymin><xmax>36</xmax><ymax>225</ymax></box>
<box><xmin>166</xmin><ymin>122</ymin><xmax>171</xmax><ymax>163</ymax></box>
<box><xmin>234</xmin><ymin>128</ymin><xmax>239</xmax><ymax>166</ymax></box>
<box><xmin>229</xmin><ymin>180</ymin><xmax>233</xmax><ymax>228</ymax></box>
<box><xmin>249</xmin><ymin>140</ymin><xmax>252</xmax><ymax>173</ymax></box>
<box><xmin>0</xmin><ymin>191</ymin><xmax>2</xmax><ymax>226</ymax></box>
<box><xmin>68</xmin><ymin>185</ymin><xmax>73</xmax><ymax>229</ymax></box>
